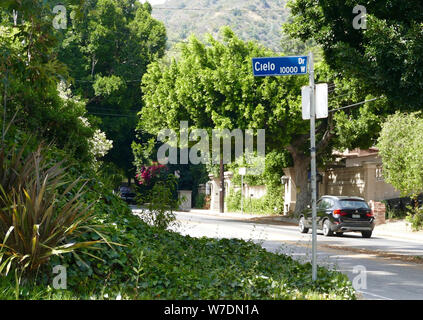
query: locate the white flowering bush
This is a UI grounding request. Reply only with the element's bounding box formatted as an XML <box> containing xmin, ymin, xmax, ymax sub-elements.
<box><xmin>79</xmin><ymin>116</ymin><xmax>113</xmax><ymax>163</ymax></box>
<box><xmin>90</xmin><ymin>129</ymin><xmax>113</xmax><ymax>159</ymax></box>
<box><xmin>58</xmin><ymin>79</ymin><xmax>113</xmax><ymax>168</ymax></box>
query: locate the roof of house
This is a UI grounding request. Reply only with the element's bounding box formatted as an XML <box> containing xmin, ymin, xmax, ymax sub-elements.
<box><xmin>333</xmin><ymin>148</ymin><xmax>379</xmax><ymax>158</ymax></box>
<box><xmin>321</xmin><ymin>195</ymin><xmax>365</xmax><ymax>201</ymax></box>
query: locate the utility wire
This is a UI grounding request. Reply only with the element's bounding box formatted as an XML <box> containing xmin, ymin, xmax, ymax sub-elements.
<box><xmin>87</xmin><ymin>112</ymin><xmax>138</xmax><ymax>118</ymax></box>
<box><xmin>329</xmin><ymin>97</ymin><xmax>382</xmax><ymax>113</ymax></box>
<box><xmin>88</xmin><ymin>108</ymin><xmax>140</xmax><ymax>113</ymax></box>
<box><xmin>87</xmin><ymin>106</ymin><xmax>141</xmax><ymax>113</ymax></box>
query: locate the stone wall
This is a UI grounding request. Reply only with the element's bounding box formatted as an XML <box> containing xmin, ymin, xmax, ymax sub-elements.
<box><xmin>242</xmin><ymin>185</ymin><xmax>267</xmax><ymax>199</ymax></box>
<box><xmin>322</xmin><ymin>162</ymin><xmax>400</xmax><ymax>203</ymax></box>
<box><xmin>323</xmin><ymin>166</ymin><xmax>366</xmax><ymax>198</ymax></box>
<box><xmin>208</xmin><ymin>175</ymin><xmax>220</xmax><ymax>211</ymax></box>
<box><xmin>369</xmin><ymin>200</ymin><xmax>386</xmax><ymax>225</ymax></box>
<box><xmin>178</xmin><ymin>190</ymin><xmax>192</xmax><ymax>211</ymax></box>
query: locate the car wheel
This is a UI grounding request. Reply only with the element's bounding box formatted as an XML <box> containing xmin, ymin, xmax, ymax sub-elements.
<box><xmin>299</xmin><ymin>217</ymin><xmax>309</xmax><ymax>234</ymax></box>
<box><xmin>361</xmin><ymin>231</ymin><xmax>372</xmax><ymax>238</ymax></box>
<box><xmin>322</xmin><ymin>220</ymin><xmax>333</xmax><ymax>237</ymax></box>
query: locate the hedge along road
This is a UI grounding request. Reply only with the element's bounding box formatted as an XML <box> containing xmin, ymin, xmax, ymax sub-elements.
<box><xmin>158</xmin><ymin>209</ymin><xmax>423</xmax><ymax>300</ymax></box>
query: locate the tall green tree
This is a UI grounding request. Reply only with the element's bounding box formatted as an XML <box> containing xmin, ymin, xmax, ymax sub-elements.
<box><xmin>284</xmin><ymin>0</ymin><xmax>423</xmax><ymax>111</ymax></box>
<box><xmin>58</xmin><ymin>0</ymin><xmax>167</xmax><ymax>181</ymax></box>
<box><xmin>377</xmin><ymin>112</ymin><xmax>423</xmax><ymax>230</ymax></box>
<box><xmin>138</xmin><ymin>28</ymin><xmax>306</xmax><ymax>212</ymax></box>
<box><xmin>0</xmin><ymin>0</ymin><xmax>96</xmax><ymax>163</ymax></box>
<box><xmin>378</xmin><ymin>112</ymin><xmax>423</xmax><ymax>197</ymax></box>
<box><xmin>280</xmin><ymin>0</ymin><xmax>423</xmax><ymax>212</ymax></box>
<box><xmin>140</xmin><ymin>28</ymin><xmax>308</xmax><ymax>148</ymax></box>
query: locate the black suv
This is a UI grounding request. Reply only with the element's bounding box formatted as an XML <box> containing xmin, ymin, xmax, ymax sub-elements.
<box><xmin>118</xmin><ymin>186</ymin><xmax>136</xmax><ymax>204</ymax></box>
<box><xmin>298</xmin><ymin>196</ymin><xmax>375</xmax><ymax>238</ymax></box>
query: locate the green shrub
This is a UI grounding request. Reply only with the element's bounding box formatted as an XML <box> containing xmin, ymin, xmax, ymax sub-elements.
<box><xmin>224</xmin><ymin>151</ymin><xmax>287</xmax><ymax>215</ymax></box>
<box><xmin>193</xmin><ymin>193</ymin><xmax>207</xmax><ymax>209</ymax></box>
<box><xmin>226</xmin><ymin>189</ymin><xmax>241</xmax><ymax>212</ymax></box>
<box><xmin>97</xmin><ymin>162</ymin><xmax>126</xmax><ymax>191</ymax></box>
<box><xmin>0</xmin><ymin>143</ymin><xmax>101</xmax><ymax>276</ymax></box>
<box><xmin>406</xmin><ymin>207</ymin><xmax>423</xmax><ymax>231</ymax></box>
<box><xmin>226</xmin><ymin>187</ymin><xmax>283</xmax><ymax>215</ymax></box>
<box><xmin>226</xmin><ymin>189</ymin><xmax>267</xmax><ymax>214</ymax></box>
<box><xmin>0</xmin><ymin>136</ymin><xmax>354</xmax><ymax>300</ymax></box>
<box><xmin>23</xmin><ymin>198</ymin><xmax>354</xmax><ymax>300</ymax></box>
<box><xmin>385</xmin><ymin>206</ymin><xmax>408</xmax><ymax>220</ymax></box>
<box><xmin>0</xmin><ymin>183</ymin><xmax>356</xmax><ymax>300</ymax></box>
<box><xmin>136</xmin><ymin>174</ymin><xmax>180</xmax><ymax>230</ymax></box>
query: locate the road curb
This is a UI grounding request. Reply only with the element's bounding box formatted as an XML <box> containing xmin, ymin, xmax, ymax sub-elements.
<box><xmin>372</xmin><ymin>231</ymin><xmax>423</xmax><ymax>243</ymax></box>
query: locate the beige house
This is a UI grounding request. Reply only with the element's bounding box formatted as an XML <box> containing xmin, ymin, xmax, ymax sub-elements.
<box><xmin>282</xmin><ymin>148</ymin><xmax>400</xmax><ymax>215</ymax></box>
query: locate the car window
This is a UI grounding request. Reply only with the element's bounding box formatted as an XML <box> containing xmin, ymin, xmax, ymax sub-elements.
<box><xmin>319</xmin><ymin>198</ymin><xmax>333</xmax><ymax>210</ymax></box>
<box><xmin>339</xmin><ymin>200</ymin><xmax>369</xmax><ymax>209</ymax></box>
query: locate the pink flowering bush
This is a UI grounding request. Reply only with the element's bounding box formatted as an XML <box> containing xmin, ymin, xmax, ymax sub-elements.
<box><xmin>136</xmin><ymin>162</ymin><xmax>168</xmax><ymax>186</ymax></box>
<box><xmin>135</xmin><ymin>162</ymin><xmax>180</xmax><ymax>230</ymax></box>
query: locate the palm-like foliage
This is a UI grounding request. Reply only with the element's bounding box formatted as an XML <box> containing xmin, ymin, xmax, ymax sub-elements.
<box><xmin>0</xmin><ymin>143</ymin><xmax>100</xmax><ymax>275</ymax></box>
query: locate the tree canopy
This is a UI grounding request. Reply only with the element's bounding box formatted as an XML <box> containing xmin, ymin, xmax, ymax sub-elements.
<box><xmin>0</xmin><ymin>0</ymin><xmax>96</xmax><ymax>163</ymax></box>
<box><xmin>378</xmin><ymin>112</ymin><xmax>423</xmax><ymax>197</ymax></box>
<box><xmin>58</xmin><ymin>0</ymin><xmax>167</xmax><ymax>179</ymax></box>
<box><xmin>139</xmin><ymin>27</ymin><xmax>308</xmax><ymax>151</ymax></box>
<box><xmin>284</xmin><ymin>0</ymin><xmax>423</xmax><ymax>111</ymax></box>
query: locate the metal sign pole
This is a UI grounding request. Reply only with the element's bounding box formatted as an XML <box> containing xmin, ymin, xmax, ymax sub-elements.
<box><xmin>252</xmin><ymin>54</ymin><xmax>317</xmax><ymax>279</ymax></box>
<box><xmin>309</xmin><ymin>52</ymin><xmax>318</xmax><ymax>281</ymax></box>
<box><xmin>241</xmin><ymin>174</ymin><xmax>244</xmax><ymax>214</ymax></box>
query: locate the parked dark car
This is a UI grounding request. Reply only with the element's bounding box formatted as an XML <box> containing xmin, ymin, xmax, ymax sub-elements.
<box><xmin>118</xmin><ymin>186</ymin><xmax>136</xmax><ymax>204</ymax></box>
<box><xmin>299</xmin><ymin>195</ymin><xmax>375</xmax><ymax>238</ymax></box>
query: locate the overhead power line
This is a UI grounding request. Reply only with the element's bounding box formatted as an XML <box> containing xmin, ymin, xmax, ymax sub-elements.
<box><xmin>87</xmin><ymin>112</ymin><xmax>138</xmax><ymax>118</ymax></box>
<box><xmin>329</xmin><ymin>97</ymin><xmax>383</xmax><ymax>113</ymax></box>
<box><xmin>88</xmin><ymin>108</ymin><xmax>140</xmax><ymax>113</ymax></box>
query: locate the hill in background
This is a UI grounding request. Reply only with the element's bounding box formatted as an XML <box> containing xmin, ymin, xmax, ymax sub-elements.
<box><xmin>150</xmin><ymin>0</ymin><xmax>289</xmax><ymax>52</ymax></box>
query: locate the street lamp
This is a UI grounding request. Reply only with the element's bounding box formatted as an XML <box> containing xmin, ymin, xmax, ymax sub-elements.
<box><xmin>239</xmin><ymin>168</ymin><xmax>246</xmax><ymax>214</ymax></box>
<box><xmin>280</xmin><ymin>175</ymin><xmax>289</xmax><ymax>185</ymax></box>
<box><xmin>280</xmin><ymin>176</ymin><xmax>289</xmax><ymax>215</ymax></box>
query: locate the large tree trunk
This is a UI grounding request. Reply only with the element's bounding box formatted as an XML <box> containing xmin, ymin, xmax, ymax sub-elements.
<box><xmin>286</xmin><ymin>118</ymin><xmax>335</xmax><ymax>215</ymax></box>
<box><xmin>292</xmin><ymin>154</ymin><xmax>311</xmax><ymax>215</ymax></box>
<box><xmin>287</xmin><ymin>141</ymin><xmax>311</xmax><ymax>215</ymax></box>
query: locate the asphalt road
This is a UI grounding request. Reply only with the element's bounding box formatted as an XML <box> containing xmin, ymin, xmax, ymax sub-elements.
<box><xmin>162</xmin><ymin>210</ymin><xmax>423</xmax><ymax>300</ymax></box>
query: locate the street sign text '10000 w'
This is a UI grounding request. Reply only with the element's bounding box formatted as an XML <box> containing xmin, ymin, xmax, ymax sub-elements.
<box><xmin>252</xmin><ymin>56</ymin><xmax>308</xmax><ymax>77</ymax></box>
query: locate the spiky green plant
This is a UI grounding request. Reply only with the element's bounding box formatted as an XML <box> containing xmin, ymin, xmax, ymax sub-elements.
<box><xmin>0</xmin><ymin>142</ymin><xmax>101</xmax><ymax>275</ymax></box>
